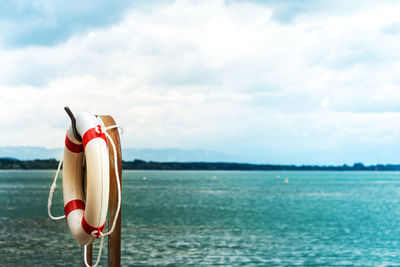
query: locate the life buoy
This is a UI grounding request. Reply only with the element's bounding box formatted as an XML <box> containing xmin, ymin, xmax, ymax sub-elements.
<box><xmin>62</xmin><ymin>111</ymin><xmax>110</xmax><ymax>245</ymax></box>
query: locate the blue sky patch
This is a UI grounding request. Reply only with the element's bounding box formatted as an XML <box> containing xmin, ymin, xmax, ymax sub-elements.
<box><xmin>0</xmin><ymin>0</ymin><xmax>137</xmax><ymax>47</ymax></box>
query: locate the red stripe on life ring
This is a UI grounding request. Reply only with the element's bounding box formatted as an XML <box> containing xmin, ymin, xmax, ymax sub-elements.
<box><xmin>64</xmin><ymin>199</ymin><xmax>85</xmax><ymax>218</ymax></box>
<box><xmin>82</xmin><ymin>125</ymin><xmax>107</xmax><ymax>150</ymax></box>
<box><xmin>65</xmin><ymin>133</ymin><xmax>84</xmax><ymax>153</ymax></box>
<box><xmin>81</xmin><ymin>216</ymin><xmax>106</xmax><ymax>238</ymax></box>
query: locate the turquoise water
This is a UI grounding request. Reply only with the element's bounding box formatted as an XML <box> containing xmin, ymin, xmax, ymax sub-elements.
<box><xmin>1</xmin><ymin>171</ymin><xmax>400</xmax><ymax>266</ymax></box>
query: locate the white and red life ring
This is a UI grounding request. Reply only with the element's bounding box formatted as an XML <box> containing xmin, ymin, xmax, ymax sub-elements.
<box><xmin>62</xmin><ymin>111</ymin><xmax>109</xmax><ymax>245</ymax></box>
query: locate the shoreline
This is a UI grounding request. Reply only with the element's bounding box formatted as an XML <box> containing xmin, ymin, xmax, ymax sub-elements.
<box><xmin>0</xmin><ymin>158</ymin><xmax>399</xmax><ymax>171</ymax></box>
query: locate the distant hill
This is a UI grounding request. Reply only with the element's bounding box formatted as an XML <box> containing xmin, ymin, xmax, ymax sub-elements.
<box><xmin>0</xmin><ymin>147</ymin><xmax>62</xmax><ymax>160</ymax></box>
<box><xmin>0</xmin><ymin>146</ymin><xmax>239</xmax><ymax>162</ymax></box>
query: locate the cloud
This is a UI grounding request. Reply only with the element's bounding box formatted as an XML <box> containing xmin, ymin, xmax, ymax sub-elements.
<box><xmin>1</xmin><ymin>0</ymin><xmax>400</xmax><ymax>164</ymax></box>
<box><xmin>0</xmin><ymin>0</ymin><xmax>141</xmax><ymax>47</ymax></box>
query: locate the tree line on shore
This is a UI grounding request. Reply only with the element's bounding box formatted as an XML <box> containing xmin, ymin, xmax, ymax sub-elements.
<box><xmin>1</xmin><ymin>158</ymin><xmax>400</xmax><ymax>171</ymax></box>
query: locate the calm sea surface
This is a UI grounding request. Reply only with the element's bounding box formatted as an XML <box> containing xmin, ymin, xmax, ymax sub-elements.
<box><xmin>1</xmin><ymin>170</ymin><xmax>400</xmax><ymax>266</ymax></box>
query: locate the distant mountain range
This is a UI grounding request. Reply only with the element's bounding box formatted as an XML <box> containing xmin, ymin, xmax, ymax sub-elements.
<box><xmin>0</xmin><ymin>146</ymin><xmax>239</xmax><ymax>162</ymax></box>
<box><xmin>0</xmin><ymin>147</ymin><xmax>62</xmax><ymax>160</ymax></box>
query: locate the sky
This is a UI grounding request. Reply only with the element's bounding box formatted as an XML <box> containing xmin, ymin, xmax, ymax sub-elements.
<box><xmin>1</xmin><ymin>0</ymin><xmax>400</xmax><ymax>165</ymax></box>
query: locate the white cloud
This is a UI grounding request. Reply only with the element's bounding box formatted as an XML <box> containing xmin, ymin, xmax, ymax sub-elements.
<box><xmin>1</xmin><ymin>0</ymin><xmax>400</xmax><ymax>164</ymax></box>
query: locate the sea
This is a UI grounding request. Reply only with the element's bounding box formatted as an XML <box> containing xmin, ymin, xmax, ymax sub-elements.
<box><xmin>1</xmin><ymin>170</ymin><xmax>400</xmax><ymax>266</ymax></box>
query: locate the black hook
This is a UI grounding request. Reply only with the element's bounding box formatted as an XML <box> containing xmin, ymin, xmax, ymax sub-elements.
<box><xmin>64</xmin><ymin>106</ymin><xmax>82</xmax><ymax>142</ymax></box>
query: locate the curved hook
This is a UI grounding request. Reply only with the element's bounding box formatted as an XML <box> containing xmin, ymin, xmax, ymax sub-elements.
<box><xmin>64</xmin><ymin>106</ymin><xmax>82</xmax><ymax>142</ymax></box>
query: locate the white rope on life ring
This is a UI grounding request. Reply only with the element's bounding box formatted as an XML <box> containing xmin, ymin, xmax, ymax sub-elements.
<box><xmin>47</xmin><ymin>111</ymin><xmax>122</xmax><ymax>267</ymax></box>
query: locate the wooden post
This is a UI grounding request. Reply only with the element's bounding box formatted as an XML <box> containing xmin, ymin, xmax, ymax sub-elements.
<box><xmin>101</xmin><ymin>115</ymin><xmax>123</xmax><ymax>267</ymax></box>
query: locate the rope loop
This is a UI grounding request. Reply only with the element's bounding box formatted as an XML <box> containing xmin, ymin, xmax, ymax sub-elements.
<box><xmin>84</xmin><ymin>235</ymin><xmax>104</xmax><ymax>267</ymax></box>
<box><xmin>47</xmin><ymin>158</ymin><xmax>66</xmax><ymax>221</ymax></box>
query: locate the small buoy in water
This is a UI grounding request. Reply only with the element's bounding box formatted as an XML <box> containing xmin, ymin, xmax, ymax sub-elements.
<box><xmin>276</xmin><ymin>175</ymin><xmax>280</xmax><ymax>178</ymax></box>
<box><xmin>284</xmin><ymin>178</ymin><xmax>289</xmax><ymax>184</ymax></box>
<box><xmin>143</xmin><ymin>177</ymin><xmax>147</xmax><ymax>181</ymax></box>
<box><xmin>212</xmin><ymin>176</ymin><xmax>216</xmax><ymax>179</ymax></box>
